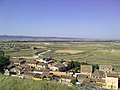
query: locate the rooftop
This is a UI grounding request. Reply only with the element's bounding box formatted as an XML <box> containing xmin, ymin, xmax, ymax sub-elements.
<box><xmin>38</xmin><ymin>56</ymin><xmax>52</xmax><ymax>59</ymax></box>
<box><xmin>53</xmin><ymin>63</ymin><xmax>65</xmax><ymax>68</ymax></box>
<box><xmin>81</xmin><ymin>65</ymin><xmax>92</xmax><ymax>73</ymax></box>
<box><xmin>92</xmin><ymin>70</ymin><xmax>105</xmax><ymax>78</ymax></box>
<box><xmin>100</xmin><ymin>65</ymin><xmax>112</xmax><ymax>68</ymax></box>
<box><xmin>106</xmin><ymin>73</ymin><xmax>118</xmax><ymax>78</ymax></box>
<box><xmin>26</xmin><ymin>60</ymin><xmax>38</xmax><ymax>64</ymax></box>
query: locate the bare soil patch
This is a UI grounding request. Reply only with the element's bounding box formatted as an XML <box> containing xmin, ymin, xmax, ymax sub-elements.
<box><xmin>55</xmin><ymin>50</ymin><xmax>83</xmax><ymax>54</ymax></box>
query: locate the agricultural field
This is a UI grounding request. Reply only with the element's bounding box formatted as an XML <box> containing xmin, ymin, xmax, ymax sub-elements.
<box><xmin>0</xmin><ymin>41</ymin><xmax>120</xmax><ymax>64</ymax></box>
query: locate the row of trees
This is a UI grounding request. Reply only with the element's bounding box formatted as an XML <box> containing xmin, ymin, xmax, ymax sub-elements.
<box><xmin>67</xmin><ymin>60</ymin><xmax>99</xmax><ymax>73</ymax></box>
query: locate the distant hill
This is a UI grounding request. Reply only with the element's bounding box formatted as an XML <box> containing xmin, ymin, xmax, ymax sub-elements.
<box><xmin>0</xmin><ymin>74</ymin><xmax>76</xmax><ymax>90</ymax></box>
<box><xmin>0</xmin><ymin>35</ymin><xmax>89</xmax><ymax>41</ymax></box>
<box><xmin>0</xmin><ymin>35</ymin><xmax>118</xmax><ymax>42</ymax></box>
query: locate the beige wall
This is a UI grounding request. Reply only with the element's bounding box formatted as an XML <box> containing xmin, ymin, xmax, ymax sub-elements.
<box><xmin>99</xmin><ymin>65</ymin><xmax>112</xmax><ymax>72</ymax></box>
<box><xmin>80</xmin><ymin>65</ymin><xmax>92</xmax><ymax>76</ymax></box>
<box><xmin>49</xmin><ymin>71</ymin><xmax>69</xmax><ymax>76</ymax></box>
<box><xmin>105</xmin><ymin>77</ymin><xmax>118</xmax><ymax>90</ymax></box>
<box><xmin>28</xmin><ymin>63</ymin><xmax>36</xmax><ymax>67</ymax></box>
<box><xmin>36</xmin><ymin>65</ymin><xmax>45</xmax><ymax>70</ymax></box>
<box><xmin>36</xmin><ymin>59</ymin><xmax>44</xmax><ymax>62</ymax></box>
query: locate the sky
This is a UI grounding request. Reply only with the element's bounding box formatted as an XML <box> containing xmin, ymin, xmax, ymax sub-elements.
<box><xmin>0</xmin><ymin>0</ymin><xmax>120</xmax><ymax>39</ymax></box>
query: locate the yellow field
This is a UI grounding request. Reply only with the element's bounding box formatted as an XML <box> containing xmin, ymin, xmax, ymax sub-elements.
<box><xmin>55</xmin><ymin>50</ymin><xmax>83</xmax><ymax>54</ymax></box>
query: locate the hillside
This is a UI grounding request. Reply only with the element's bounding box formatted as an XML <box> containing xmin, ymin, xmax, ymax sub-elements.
<box><xmin>0</xmin><ymin>74</ymin><xmax>77</xmax><ymax>90</ymax></box>
<box><xmin>0</xmin><ymin>35</ymin><xmax>116</xmax><ymax>41</ymax></box>
<box><xmin>0</xmin><ymin>35</ymin><xmax>85</xmax><ymax>41</ymax></box>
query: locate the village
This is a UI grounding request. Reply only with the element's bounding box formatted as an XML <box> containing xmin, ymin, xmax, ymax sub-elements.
<box><xmin>4</xmin><ymin>54</ymin><xmax>120</xmax><ymax>90</ymax></box>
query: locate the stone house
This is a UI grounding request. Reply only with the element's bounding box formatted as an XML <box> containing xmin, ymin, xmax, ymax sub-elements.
<box><xmin>91</xmin><ymin>70</ymin><xmax>106</xmax><ymax>87</ymax></box>
<box><xmin>32</xmin><ymin>73</ymin><xmax>42</xmax><ymax>80</ymax></box>
<box><xmin>22</xmin><ymin>72</ymin><xmax>35</xmax><ymax>79</ymax></box>
<box><xmin>113</xmin><ymin>66</ymin><xmax>120</xmax><ymax>76</ymax></box>
<box><xmin>26</xmin><ymin>60</ymin><xmax>38</xmax><ymax>68</ymax></box>
<box><xmin>4</xmin><ymin>69</ymin><xmax>10</xmax><ymax>75</ymax></box>
<box><xmin>80</xmin><ymin>65</ymin><xmax>93</xmax><ymax>76</ymax></box>
<box><xmin>10</xmin><ymin>66</ymin><xmax>24</xmax><ymax>75</ymax></box>
<box><xmin>12</xmin><ymin>59</ymin><xmax>25</xmax><ymax>65</ymax></box>
<box><xmin>99</xmin><ymin>65</ymin><xmax>113</xmax><ymax>73</ymax></box>
<box><xmin>36</xmin><ymin>62</ymin><xmax>48</xmax><ymax>70</ymax></box>
<box><xmin>82</xmin><ymin>78</ymin><xmax>96</xmax><ymax>84</ymax></box>
<box><xmin>33</xmin><ymin>69</ymin><xmax>49</xmax><ymax>74</ymax></box>
<box><xmin>105</xmin><ymin>73</ymin><xmax>118</xmax><ymax>90</ymax></box>
<box><xmin>59</xmin><ymin>75</ymin><xmax>75</xmax><ymax>84</ymax></box>
<box><xmin>49</xmin><ymin>71</ymin><xmax>69</xmax><ymax>76</ymax></box>
<box><xmin>32</xmin><ymin>72</ymin><xmax>53</xmax><ymax>81</ymax></box>
<box><xmin>92</xmin><ymin>70</ymin><xmax>105</xmax><ymax>79</ymax></box>
<box><xmin>91</xmin><ymin>70</ymin><xmax>118</xmax><ymax>89</ymax></box>
<box><xmin>20</xmin><ymin>64</ymin><xmax>34</xmax><ymax>73</ymax></box>
<box><xmin>49</xmin><ymin>63</ymin><xmax>67</xmax><ymax>71</ymax></box>
<box><xmin>36</xmin><ymin>56</ymin><xmax>53</xmax><ymax>63</ymax></box>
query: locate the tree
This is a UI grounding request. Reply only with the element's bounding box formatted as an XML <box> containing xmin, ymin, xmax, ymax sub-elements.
<box><xmin>70</xmin><ymin>78</ymin><xmax>78</xmax><ymax>85</ymax></box>
<box><xmin>42</xmin><ymin>75</ymin><xmax>46</xmax><ymax>79</ymax></box>
<box><xmin>67</xmin><ymin>60</ymin><xmax>81</xmax><ymax>71</ymax></box>
<box><xmin>74</xmin><ymin>61</ymin><xmax>80</xmax><ymax>67</ymax></box>
<box><xmin>0</xmin><ymin>51</ymin><xmax>4</xmax><ymax>57</ymax></box>
<box><xmin>0</xmin><ymin>51</ymin><xmax>10</xmax><ymax>72</ymax></box>
<box><xmin>80</xmin><ymin>62</ymin><xmax>89</xmax><ymax>65</ymax></box>
<box><xmin>68</xmin><ymin>60</ymin><xmax>75</xmax><ymax>69</ymax></box>
<box><xmin>92</xmin><ymin>64</ymin><xmax>99</xmax><ymax>71</ymax></box>
<box><xmin>60</xmin><ymin>59</ymin><xmax>64</xmax><ymax>63</ymax></box>
<box><xmin>33</xmin><ymin>47</ymin><xmax>38</xmax><ymax>50</ymax></box>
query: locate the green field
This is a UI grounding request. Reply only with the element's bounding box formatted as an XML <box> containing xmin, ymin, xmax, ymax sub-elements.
<box><xmin>0</xmin><ymin>74</ymin><xmax>77</xmax><ymax>90</ymax></box>
<box><xmin>5</xmin><ymin>49</ymin><xmax>34</xmax><ymax>57</ymax></box>
<box><xmin>1</xmin><ymin>41</ymin><xmax>120</xmax><ymax>64</ymax></box>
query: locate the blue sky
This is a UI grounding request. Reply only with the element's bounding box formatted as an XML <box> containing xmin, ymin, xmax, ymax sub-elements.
<box><xmin>0</xmin><ymin>0</ymin><xmax>120</xmax><ymax>39</ymax></box>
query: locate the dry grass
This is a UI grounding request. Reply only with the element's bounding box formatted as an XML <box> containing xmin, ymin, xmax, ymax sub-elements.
<box><xmin>0</xmin><ymin>74</ymin><xmax>76</xmax><ymax>90</ymax></box>
<box><xmin>55</xmin><ymin>50</ymin><xmax>83</xmax><ymax>54</ymax></box>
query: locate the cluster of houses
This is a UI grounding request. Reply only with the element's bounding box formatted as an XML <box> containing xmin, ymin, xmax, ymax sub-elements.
<box><xmin>4</xmin><ymin>56</ymin><xmax>120</xmax><ymax>90</ymax></box>
<box><xmin>4</xmin><ymin>56</ymin><xmax>68</xmax><ymax>79</ymax></box>
<box><xmin>80</xmin><ymin>65</ymin><xmax>119</xmax><ymax>90</ymax></box>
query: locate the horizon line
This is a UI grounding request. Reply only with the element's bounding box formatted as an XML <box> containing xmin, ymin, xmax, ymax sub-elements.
<box><xmin>0</xmin><ymin>34</ymin><xmax>119</xmax><ymax>40</ymax></box>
